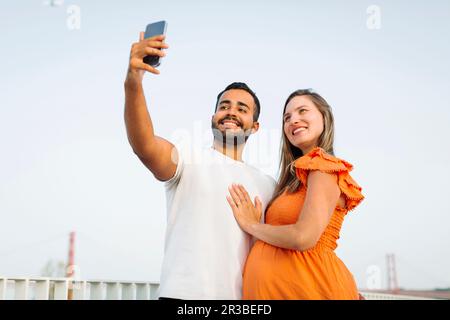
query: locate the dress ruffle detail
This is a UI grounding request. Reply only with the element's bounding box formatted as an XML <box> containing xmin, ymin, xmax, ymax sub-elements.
<box><xmin>293</xmin><ymin>147</ymin><xmax>364</xmax><ymax>211</ymax></box>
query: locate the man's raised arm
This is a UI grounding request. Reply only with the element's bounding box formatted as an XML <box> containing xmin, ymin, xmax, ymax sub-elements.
<box><xmin>124</xmin><ymin>32</ymin><xmax>177</xmax><ymax>181</ymax></box>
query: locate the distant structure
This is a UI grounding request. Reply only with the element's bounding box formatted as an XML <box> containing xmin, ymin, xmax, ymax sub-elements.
<box><xmin>386</xmin><ymin>253</ymin><xmax>399</xmax><ymax>293</ymax></box>
<box><xmin>40</xmin><ymin>260</ymin><xmax>66</xmax><ymax>278</ymax></box>
<box><xmin>66</xmin><ymin>231</ymin><xmax>76</xmax><ymax>300</ymax></box>
<box><xmin>43</xmin><ymin>0</ymin><xmax>64</xmax><ymax>7</ymax></box>
<box><xmin>66</xmin><ymin>231</ymin><xmax>76</xmax><ymax>278</ymax></box>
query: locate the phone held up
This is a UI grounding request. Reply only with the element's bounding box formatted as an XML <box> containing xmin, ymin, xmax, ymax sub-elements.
<box><xmin>143</xmin><ymin>20</ymin><xmax>168</xmax><ymax>68</ymax></box>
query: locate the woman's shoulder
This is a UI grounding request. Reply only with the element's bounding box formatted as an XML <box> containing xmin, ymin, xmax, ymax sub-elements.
<box><xmin>293</xmin><ymin>147</ymin><xmax>364</xmax><ymax>212</ymax></box>
<box><xmin>293</xmin><ymin>146</ymin><xmax>354</xmax><ymax>173</ymax></box>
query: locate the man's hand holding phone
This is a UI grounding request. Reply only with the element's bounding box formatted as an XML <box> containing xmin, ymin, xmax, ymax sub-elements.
<box><xmin>124</xmin><ymin>22</ymin><xmax>177</xmax><ymax>184</ymax></box>
<box><xmin>126</xmin><ymin>32</ymin><xmax>169</xmax><ymax>83</ymax></box>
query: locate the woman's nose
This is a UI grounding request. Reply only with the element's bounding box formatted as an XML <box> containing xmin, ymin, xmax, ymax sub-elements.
<box><xmin>290</xmin><ymin>116</ymin><xmax>299</xmax><ymax>124</ymax></box>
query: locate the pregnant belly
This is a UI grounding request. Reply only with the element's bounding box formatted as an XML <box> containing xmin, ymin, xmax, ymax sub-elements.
<box><xmin>242</xmin><ymin>241</ymin><xmax>358</xmax><ymax>300</ymax></box>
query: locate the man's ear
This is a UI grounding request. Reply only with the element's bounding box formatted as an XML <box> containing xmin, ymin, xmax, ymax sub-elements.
<box><xmin>251</xmin><ymin>121</ymin><xmax>260</xmax><ymax>134</ymax></box>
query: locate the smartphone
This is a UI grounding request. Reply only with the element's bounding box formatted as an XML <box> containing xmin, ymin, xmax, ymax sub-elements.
<box><xmin>143</xmin><ymin>20</ymin><xmax>168</xmax><ymax>68</ymax></box>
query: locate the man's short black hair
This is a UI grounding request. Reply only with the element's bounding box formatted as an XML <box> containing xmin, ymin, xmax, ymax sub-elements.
<box><xmin>215</xmin><ymin>82</ymin><xmax>261</xmax><ymax>122</ymax></box>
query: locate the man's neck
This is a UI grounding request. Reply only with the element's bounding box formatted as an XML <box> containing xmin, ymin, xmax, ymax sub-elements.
<box><xmin>212</xmin><ymin>139</ymin><xmax>245</xmax><ymax>162</ymax></box>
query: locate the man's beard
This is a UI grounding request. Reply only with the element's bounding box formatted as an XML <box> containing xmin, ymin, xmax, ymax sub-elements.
<box><xmin>211</xmin><ymin>117</ymin><xmax>251</xmax><ymax>146</ymax></box>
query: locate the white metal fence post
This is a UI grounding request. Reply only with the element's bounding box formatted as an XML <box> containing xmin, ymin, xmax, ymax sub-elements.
<box><xmin>72</xmin><ymin>281</ymin><xmax>87</xmax><ymax>300</ymax></box>
<box><xmin>121</xmin><ymin>283</ymin><xmax>135</xmax><ymax>300</ymax></box>
<box><xmin>14</xmin><ymin>279</ymin><xmax>29</xmax><ymax>300</ymax></box>
<box><xmin>150</xmin><ymin>283</ymin><xmax>159</xmax><ymax>300</ymax></box>
<box><xmin>90</xmin><ymin>282</ymin><xmax>104</xmax><ymax>300</ymax></box>
<box><xmin>0</xmin><ymin>278</ymin><xmax>7</xmax><ymax>300</ymax></box>
<box><xmin>106</xmin><ymin>282</ymin><xmax>121</xmax><ymax>300</ymax></box>
<box><xmin>136</xmin><ymin>283</ymin><xmax>150</xmax><ymax>300</ymax></box>
<box><xmin>35</xmin><ymin>279</ymin><xmax>50</xmax><ymax>300</ymax></box>
<box><xmin>54</xmin><ymin>279</ymin><xmax>69</xmax><ymax>300</ymax></box>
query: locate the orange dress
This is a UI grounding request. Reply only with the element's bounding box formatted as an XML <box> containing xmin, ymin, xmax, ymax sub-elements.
<box><xmin>242</xmin><ymin>147</ymin><xmax>364</xmax><ymax>300</ymax></box>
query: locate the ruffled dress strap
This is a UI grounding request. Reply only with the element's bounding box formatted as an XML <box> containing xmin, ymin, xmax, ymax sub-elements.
<box><xmin>293</xmin><ymin>147</ymin><xmax>364</xmax><ymax>212</ymax></box>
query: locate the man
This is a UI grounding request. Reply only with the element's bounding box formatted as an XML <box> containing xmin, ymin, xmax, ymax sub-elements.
<box><xmin>124</xmin><ymin>32</ymin><xmax>275</xmax><ymax>299</ymax></box>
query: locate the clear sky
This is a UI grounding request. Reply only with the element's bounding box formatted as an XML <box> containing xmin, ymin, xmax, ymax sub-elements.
<box><xmin>1</xmin><ymin>0</ymin><xmax>449</xmax><ymax>290</ymax></box>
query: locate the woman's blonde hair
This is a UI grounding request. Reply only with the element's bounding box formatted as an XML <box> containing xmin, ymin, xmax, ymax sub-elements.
<box><xmin>269</xmin><ymin>89</ymin><xmax>336</xmax><ymax>207</ymax></box>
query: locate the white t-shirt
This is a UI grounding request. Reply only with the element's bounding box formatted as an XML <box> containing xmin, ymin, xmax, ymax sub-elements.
<box><xmin>157</xmin><ymin>145</ymin><xmax>276</xmax><ymax>300</ymax></box>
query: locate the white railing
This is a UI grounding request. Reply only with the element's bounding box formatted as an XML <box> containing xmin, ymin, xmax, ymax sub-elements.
<box><xmin>0</xmin><ymin>277</ymin><xmax>159</xmax><ymax>300</ymax></box>
<box><xmin>0</xmin><ymin>277</ymin><xmax>439</xmax><ymax>300</ymax></box>
<box><xmin>359</xmin><ymin>291</ymin><xmax>437</xmax><ymax>300</ymax></box>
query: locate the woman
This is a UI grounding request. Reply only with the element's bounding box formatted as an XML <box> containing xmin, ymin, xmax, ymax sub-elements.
<box><xmin>226</xmin><ymin>89</ymin><xmax>364</xmax><ymax>300</ymax></box>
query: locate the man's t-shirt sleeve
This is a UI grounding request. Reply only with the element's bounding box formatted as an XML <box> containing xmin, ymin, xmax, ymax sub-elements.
<box><xmin>164</xmin><ymin>143</ymin><xmax>187</xmax><ymax>190</ymax></box>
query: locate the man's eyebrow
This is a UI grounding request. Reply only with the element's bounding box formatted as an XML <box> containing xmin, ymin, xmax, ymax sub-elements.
<box><xmin>219</xmin><ymin>100</ymin><xmax>250</xmax><ymax>109</ymax></box>
<box><xmin>237</xmin><ymin>101</ymin><xmax>250</xmax><ymax>109</ymax></box>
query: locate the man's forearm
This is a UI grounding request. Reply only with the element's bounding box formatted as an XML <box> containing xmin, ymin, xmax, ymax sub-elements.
<box><xmin>122</xmin><ymin>33</ymin><xmax>176</xmax><ymax>180</ymax></box>
<box><xmin>124</xmin><ymin>77</ymin><xmax>156</xmax><ymax>156</ymax></box>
